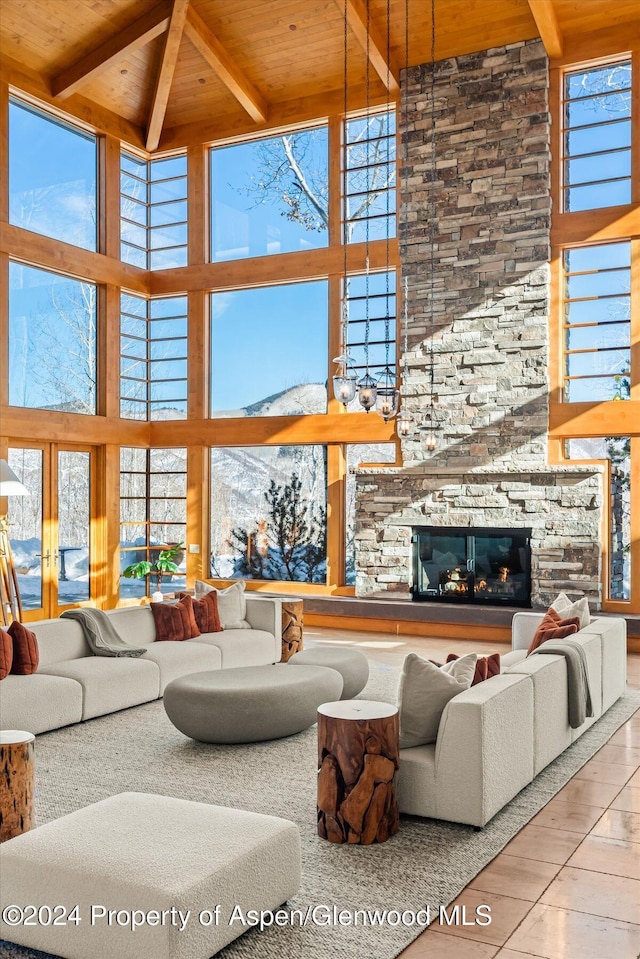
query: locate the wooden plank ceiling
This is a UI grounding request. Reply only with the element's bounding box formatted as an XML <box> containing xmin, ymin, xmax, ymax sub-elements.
<box><xmin>1</xmin><ymin>0</ymin><xmax>638</xmax><ymax>151</ymax></box>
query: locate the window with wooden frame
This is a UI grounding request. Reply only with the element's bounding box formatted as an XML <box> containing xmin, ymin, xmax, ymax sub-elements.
<box><xmin>343</xmin><ymin>109</ymin><xmax>396</xmax><ymax>243</ymax></box>
<box><xmin>209</xmin><ymin>126</ymin><xmax>329</xmax><ymax>262</ymax></box>
<box><xmin>562</xmin><ymin>59</ymin><xmax>632</xmax><ymax>212</ymax></box>
<box><xmin>562</xmin><ymin>241</ymin><xmax>631</xmax><ymax>402</ymax></box>
<box><xmin>343</xmin><ymin>270</ymin><xmax>397</xmax><ymax>407</ymax></box>
<box><xmin>9</xmin><ymin>97</ymin><xmax>97</xmax><ymax>252</ymax></box>
<box><xmin>120</xmin><ymin>152</ymin><xmax>188</xmax><ymax>270</ymax></box>
<box><xmin>119</xmin><ymin>448</ymin><xmax>187</xmax><ymax>599</ymax></box>
<box><xmin>209</xmin><ymin>445</ymin><xmax>327</xmax><ymax>584</ymax></box>
<box><xmin>120</xmin><ymin>294</ymin><xmax>188</xmax><ymax>421</ymax></box>
<box><xmin>9</xmin><ymin>262</ymin><xmax>97</xmax><ymax>414</ymax></box>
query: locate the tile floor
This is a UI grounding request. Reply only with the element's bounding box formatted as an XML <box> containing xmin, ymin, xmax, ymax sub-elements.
<box><xmin>307</xmin><ymin>627</ymin><xmax>640</xmax><ymax>959</ymax></box>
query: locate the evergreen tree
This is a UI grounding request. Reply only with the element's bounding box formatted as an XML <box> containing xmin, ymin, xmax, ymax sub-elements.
<box><xmin>230</xmin><ymin>472</ymin><xmax>326</xmax><ymax>582</ymax></box>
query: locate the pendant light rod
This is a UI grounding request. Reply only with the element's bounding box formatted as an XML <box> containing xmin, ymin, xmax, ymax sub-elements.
<box><xmin>396</xmin><ymin>0</ymin><xmax>413</xmax><ymax>439</ymax></box>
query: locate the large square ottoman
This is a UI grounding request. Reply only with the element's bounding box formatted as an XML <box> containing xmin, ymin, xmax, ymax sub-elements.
<box><xmin>0</xmin><ymin>792</ymin><xmax>301</xmax><ymax>959</ymax></box>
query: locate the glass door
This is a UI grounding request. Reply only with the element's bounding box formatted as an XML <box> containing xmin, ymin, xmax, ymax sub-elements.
<box><xmin>7</xmin><ymin>446</ymin><xmax>48</xmax><ymax>619</ymax></box>
<box><xmin>7</xmin><ymin>443</ymin><xmax>95</xmax><ymax>619</ymax></box>
<box><xmin>56</xmin><ymin>449</ymin><xmax>91</xmax><ymax>610</ymax></box>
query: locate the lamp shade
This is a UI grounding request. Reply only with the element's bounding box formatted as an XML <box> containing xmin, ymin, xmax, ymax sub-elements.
<box><xmin>0</xmin><ymin>460</ymin><xmax>29</xmax><ymax>496</ymax></box>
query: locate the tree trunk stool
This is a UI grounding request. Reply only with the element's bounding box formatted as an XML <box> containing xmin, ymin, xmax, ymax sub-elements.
<box><xmin>289</xmin><ymin>647</ymin><xmax>369</xmax><ymax>699</ymax></box>
<box><xmin>0</xmin><ymin>730</ymin><xmax>35</xmax><ymax>842</ymax></box>
<box><xmin>317</xmin><ymin>700</ymin><xmax>400</xmax><ymax>845</ymax></box>
<box><xmin>280</xmin><ymin>600</ymin><xmax>304</xmax><ymax>662</ymax></box>
<box><xmin>0</xmin><ymin>792</ymin><xmax>301</xmax><ymax>959</ymax></box>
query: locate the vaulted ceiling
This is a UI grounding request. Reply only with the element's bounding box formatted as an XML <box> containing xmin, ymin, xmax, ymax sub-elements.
<box><xmin>1</xmin><ymin>0</ymin><xmax>638</xmax><ymax>152</ymax></box>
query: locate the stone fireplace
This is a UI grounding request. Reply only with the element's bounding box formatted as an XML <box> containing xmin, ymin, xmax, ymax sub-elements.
<box><xmin>354</xmin><ymin>39</ymin><xmax>603</xmax><ymax>609</ymax></box>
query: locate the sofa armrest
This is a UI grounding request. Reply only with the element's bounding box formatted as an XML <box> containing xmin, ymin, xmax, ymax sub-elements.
<box><xmin>245</xmin><ymin>596</ymin><xmax>283</xmax><ymax>662</ymax></box>
<box><xmin>434</xmin><ymin>673</ymin><xmax>534</xmax><ymax>826</ymax></box>
<box><xmin>512</xmin><ymin>611</ymin><xmax>545</xmax><ymax>651</ymax></box>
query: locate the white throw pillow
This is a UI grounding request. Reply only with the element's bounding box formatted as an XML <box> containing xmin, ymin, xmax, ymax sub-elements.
<box><xmin>194</xmin><ymin>580</ymin><xmax>250</xmax><ymax>629</ymax></box>
<box><xmin>397</xmin><ymin>652</ymin><xmax>478</xmax><ymax>749</ymax></box>
<box><xmin>551</xmin><ymin>592</ymin><xmax>590</xmax><ymax>630</ymax></box>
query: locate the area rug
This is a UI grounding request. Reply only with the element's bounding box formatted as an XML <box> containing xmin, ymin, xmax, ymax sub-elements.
<box><xmin>1</xmin><ymin>663</ymin><xmax>638</xmax><ymax>959</ymax></box>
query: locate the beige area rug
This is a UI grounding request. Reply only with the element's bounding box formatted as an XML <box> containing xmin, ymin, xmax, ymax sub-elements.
<box><xmin>1</xmin><ymin>663</ymin><xmax>638</xmax><ymax>959</ymax></box>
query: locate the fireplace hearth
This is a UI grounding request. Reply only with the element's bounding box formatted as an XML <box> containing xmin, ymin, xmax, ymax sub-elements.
<box><xmin>412</xmin><ymin>527</ymin><xmax>532</xmax><ymax>608</ymax></box>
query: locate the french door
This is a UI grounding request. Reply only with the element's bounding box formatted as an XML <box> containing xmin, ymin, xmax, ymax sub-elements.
<box><xmin>6</xmin><ymin>442</ymin><xmax>97</xmax><ymax>620</ymax></box>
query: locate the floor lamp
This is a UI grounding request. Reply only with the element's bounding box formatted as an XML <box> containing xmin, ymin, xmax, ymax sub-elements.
<box><xmin>0</xmin><ymin>459</ymin><xmax>28</xmax><ymax>626</ymax></box>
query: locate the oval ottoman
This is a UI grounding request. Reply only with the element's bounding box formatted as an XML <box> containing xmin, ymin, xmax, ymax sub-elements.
<box><xmin>288</xmin><ymin>647</ymin><xmax>369</xmax><ymax>700</ymax></box>
<box><xmin>164</xmin><ymin>664</ymin><xmax>343</xmax><ymax>743</ymax></box>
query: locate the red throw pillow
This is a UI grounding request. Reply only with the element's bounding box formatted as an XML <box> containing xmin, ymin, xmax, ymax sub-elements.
<box><xmin>150</xmin><ymin>595</ymin><xmax>200</xmax><ymax>642</ymax></box>
<box><xmin>527</xmin><ymin>608</ymin><xmax>580</xmax><ymax>655</ymax></box>
<box><xmin>0</xmin><ymin>629</ymin><xmax>13</xmax><ymax>679</ymax></box>
<box><xmin>8</xmin><ymin>621</ymin><xmax>39</xmax><ymax>675</ymax></box>
<box><xmin>446</xmin><ymin>652</ymin><xmax>501</xmax><ymax>685</ymax></box>
<box><xmin>178</xmin><ymin>591</ymin><xmax>222</xmax><ymax>634</ymax></box>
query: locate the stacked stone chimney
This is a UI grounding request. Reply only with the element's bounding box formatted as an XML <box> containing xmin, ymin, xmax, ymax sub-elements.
<box><xmin>355</xmin><ymin>39</ymin><xmax>603</xmax><ymax>608</ymax></box>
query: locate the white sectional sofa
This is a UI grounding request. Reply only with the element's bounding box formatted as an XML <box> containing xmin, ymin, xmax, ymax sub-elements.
<box><xmin>397</xmin><ymin>612</ymin><xmax>627</xmax><ymax>828</ymax></box>
<box><xmin>0</xmin><ymin>596</ymin><xmax>282</xmax><ymax>736</ymax></box>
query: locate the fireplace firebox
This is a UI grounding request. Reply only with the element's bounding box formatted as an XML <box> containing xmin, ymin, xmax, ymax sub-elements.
<box><xmin>412</xmin><ymin>527</ymin><xmax>532</xmax><ymax>607</ymax></box>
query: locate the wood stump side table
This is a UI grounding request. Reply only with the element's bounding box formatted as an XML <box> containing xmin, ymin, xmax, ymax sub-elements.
<box><xmin>280</xmin><ymin>600</ymin><xmax>304</xmax><ymax>662</ymax></box>
<box><xmin>0</xmin><ymin>730</ymin><xmax>35</xmax><ymax>842</ymax></box>
<box><xmin>317</xmin><ymin>700</ymin><xmax>399</xmax><ymax>845</ymax></box>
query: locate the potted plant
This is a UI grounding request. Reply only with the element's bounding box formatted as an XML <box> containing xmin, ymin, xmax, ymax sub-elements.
<box><xmin>121</xmin><ymin>542</ymin><xmax>184</xmax><ymax>602</ymax></box>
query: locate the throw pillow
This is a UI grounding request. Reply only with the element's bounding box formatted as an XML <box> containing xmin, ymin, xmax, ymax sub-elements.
<box><xmin>446</xmin><ymin>652</ymin><xmax>501</xmax><ymax>685</ymax></box>
<box><xmin>0</xmin><ymin>629</ymin><xmax>13</xmax><ymax>679</ymax></box>
<box><xmin>398</xmin><ymin>652</ymin><xmax>478</xmax><ymax>748</ymax></box>
<box><xmin>150</xmin><ymin>595</ymin><xmax>200</xmax><ymax>642</ymax></box>
<box><xmin>527</xmin><ymin>608</ymin><xmax>581</xmax><ymax>655</ymax></box>
<box><xmin>8</xmin><ymin>621</ymin><xmax>39</xmax><ymax>675</ymax></box>
<box><xmin>178</xmin><ymin>591</ymin><xmax>222</xmax><ymax>634</ymax></box>
<box><xmin>551</xmin><ymin>592</ymin><xmax>590</xmax><ymax>630</ymax></box>
<box><xmin>194</xmin><ymin>580</ymin><xmax>250</xmax><ymax>629</ymax></box>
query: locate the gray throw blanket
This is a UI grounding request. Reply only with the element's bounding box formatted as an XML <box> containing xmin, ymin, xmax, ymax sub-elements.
<box><xmin>530</xmin><ymin>637</ymin><xmax>593</xmax><ymax>728</ymax></box>
<box><xmin>61</xmin><ymin>608</ymin><xmax>146</xmax><ymax>658</ymax></box>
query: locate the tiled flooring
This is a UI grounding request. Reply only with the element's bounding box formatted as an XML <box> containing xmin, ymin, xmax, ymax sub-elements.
<box><xmin>307</xmin><ymin>627</ymin><xmax>640</xmax><ymax>959</ymax></box>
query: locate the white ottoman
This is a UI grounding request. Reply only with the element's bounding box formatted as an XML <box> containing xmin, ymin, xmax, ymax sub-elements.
<box><xmin>0</xmin><ymin>792</ymin><xmax>301</xmax><ymax>959</ymax></box>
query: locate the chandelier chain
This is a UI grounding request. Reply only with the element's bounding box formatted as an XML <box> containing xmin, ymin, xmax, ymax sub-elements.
<box><xmin>428</xmin><ymin>0</ymin><xmax>436</xmax><ymax>404</ymax></box>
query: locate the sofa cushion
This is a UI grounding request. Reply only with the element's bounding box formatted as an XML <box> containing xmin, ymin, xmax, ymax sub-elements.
<box><xmin>31</xmin><ymin>618</ymin><xmax>90</xmax><ymax>666</ymax></box>
<box><xmin>0</xmin><ymin>673</ymin><xmax>83</xmax><ymax>735</ymax></box>
<box><xmin>446</xmin><ymin>652</ymin><xmax>500</xmax><ymax>685</ymax></box>
<box><xmin>0</xmin><ymin>629</ymin><xmax>13</xmax><ymax>679</ymax></box>
<box><xmin>195</xmin><ymin>580</ymin><xmax>250</xmax><ymax>629</ymax></box>
<box><xmin>501</xmin><ymin>648</ymin><xmax>528</xmax><ymax>668</ymax></box>
<box><xmin>150</xmin><ymin>595</ymin><xmax>200</xmax><ymax>641</ymax></box>
<box><xmin>103</xmin><ymin>606</ymin><xmax>157</xmax><ymax>645</ymax></box>
<box><xmin>527</xmin><ymin>608</ymin><xmax>580</xmax><ymax>654</ymax></box>
<box><xmin>8</xmin><ymin>621</ymin><xmax>39</xmax><ymax>674</ymax></box>
<box><xmin>398</xmin><ymin>652</ymin><xmax>477</xmax><ymax>749</ymax></box>
<box><xmin>142</xmin><ymin>640</ymin><xmax>222</xmax><ymax>693</ymax></box>
<box><xmin>192</xmin><ymin>629</ymin><xmax>279</xmax><ymax>669</ymax></box>
<box><xmin>505</xmin><ymin>654</ymin><xmax>571</xmax><ymax>775</ymax></box>
<box><xmin>551</xmin><ymin>592</ymin><xmax>591</xmax><ymax>630</ymax></box>
<box><xmin>39</xmin><ymin>657</ymin><xmax>160</xmax><ymax>720</ymax></box>
<box><xmin>180</xmin><ymin>591</ymin><xmax>222</xmax><ymax>634</ymax></box>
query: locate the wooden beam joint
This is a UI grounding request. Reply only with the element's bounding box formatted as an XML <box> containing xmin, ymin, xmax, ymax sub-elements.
<box><xmin>183</xmin><ymin>7</ymin><xmax>267</xmax><ymax>124</ymax></box>
<box><xmin>52</xmin><ymin>4</ymin><xmax>172</xmax><ymax>99</ymax></box>
<box><xmin>339</xmin><ymin>0</ymin><xmax>400</xmax><ymax>95</ymax></box>
<box><xmin>146</xmin><ymin>0</ymin><xmax>191</xmax><ymax>152</ymax></box>
<box><xmin>527</xmin><ymin>0</ymin><xmax>563</xmax><ymax>59</ymax></box>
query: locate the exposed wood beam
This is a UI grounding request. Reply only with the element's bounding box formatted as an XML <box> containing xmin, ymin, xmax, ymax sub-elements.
<box><xmin>1</xmin><ymin>55</ymin><xmax>145</xmax><ymax>148</ymax></box>
<box><xmin>338</xmin><ymin>0</ymin><xmax>399</xmax><ymax>95</ymax></box>
<box><xmin>146</xmin><ymin>0</ymin><xmax>191</xmax><ymax>152</ymax></box>
<box><xmin>183</xmin><ymin>7</ymin><xmax>267</xmax><ymax>123</ymax></box>
<box><xmin>527</xmin><ymin>0</ymin><xmax>563</xmax><ymax>58</ymax></box>
<box><xmin>52</xmin><ymin>4</ymin><xmax>172</xmax><ymax>99</ymax></box>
